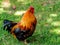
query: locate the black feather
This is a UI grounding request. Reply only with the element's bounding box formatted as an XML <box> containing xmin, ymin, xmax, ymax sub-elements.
<box><xmin>3</xmin><ymin>19</ymin><xmax>17</xmax><ymax>32</ymax></box>
<box><xmin>13</xmin><ymin>28</ymin><xmax>30</xmax><ymax>41</ymax></box>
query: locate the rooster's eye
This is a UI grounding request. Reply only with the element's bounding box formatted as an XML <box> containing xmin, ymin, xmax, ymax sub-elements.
<box><xmin>30</xmin><ymin>10</ymin><xmax>33</xmax><ymax>13</ymax></box>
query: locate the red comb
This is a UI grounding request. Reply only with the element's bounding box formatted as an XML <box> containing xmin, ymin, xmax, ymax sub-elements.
<box><xmin>29</xmin><ymin>6</ymin><xmax>34</xmax><ymax>13</ymax></box>
<box><xmin>30</xmin><ymin>6</ymin><xmax>34</xmax><ymax>9</ymax></box>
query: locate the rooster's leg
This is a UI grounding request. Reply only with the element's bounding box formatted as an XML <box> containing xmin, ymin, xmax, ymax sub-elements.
<box><xmin>24</xmin><ymin>39</ymin><xmax>28</xmax><ymax>45</ymax></box>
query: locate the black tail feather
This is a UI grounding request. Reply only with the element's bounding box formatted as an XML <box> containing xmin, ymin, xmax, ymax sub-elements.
<box><xmin>3</xmin><ymin>19</ymin><xmax>17</xmax><ymax>32</ymax></box>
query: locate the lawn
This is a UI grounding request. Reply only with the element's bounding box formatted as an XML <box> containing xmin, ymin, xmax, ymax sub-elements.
<box><xmin>0</xmin><ymin>0</ymin><xmax>60</xmax><ymax>45</ymax></box>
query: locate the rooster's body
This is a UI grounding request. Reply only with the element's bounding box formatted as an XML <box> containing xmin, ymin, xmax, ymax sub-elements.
<box><xmin>3</xmin><ymin>6</ymin><xmax>37</xmax><ymax>42</ymax></box>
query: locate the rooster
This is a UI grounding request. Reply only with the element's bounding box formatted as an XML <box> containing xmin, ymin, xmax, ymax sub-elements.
<box><xmin>3</xmin><ymin>6</ymin><xmax>37</xmax><ymax>44</ymax></box>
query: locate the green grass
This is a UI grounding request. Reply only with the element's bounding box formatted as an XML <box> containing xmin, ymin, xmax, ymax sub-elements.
<box><xmin>0</xmin><ymin>0</ymin><xmax>60</xmax><ymax>45</ymax></box>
